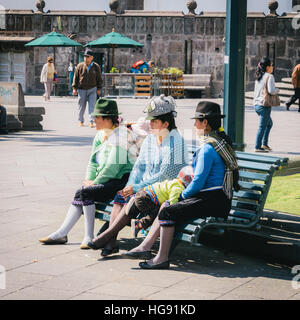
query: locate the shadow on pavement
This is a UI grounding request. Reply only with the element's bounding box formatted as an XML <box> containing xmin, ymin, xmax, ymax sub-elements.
<box><xmin>97</xmin><ymin>237</ymin><xmax>293</xmax><ymax>281</ymax></box>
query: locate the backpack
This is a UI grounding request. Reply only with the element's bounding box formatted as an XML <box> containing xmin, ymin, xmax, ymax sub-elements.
<box><xmin>132</xmin><ymin>60</ymin><xmax>145</xmax><ymax>70</ymax></box>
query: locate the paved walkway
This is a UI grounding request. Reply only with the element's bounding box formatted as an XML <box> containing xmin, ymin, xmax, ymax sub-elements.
<box><xmin>0</xmin><ymin>96</ymin><xmax>299</xmax><ymax>300</ymax></box>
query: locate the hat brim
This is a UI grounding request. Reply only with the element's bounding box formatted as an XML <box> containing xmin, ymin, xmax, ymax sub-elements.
<box><xmin>190</xmin><ymin>114</ymin><xmax>226</xmax><ymax>120</ymax></box>
<box><xmin>145</xmin><ymin>116</ymin><xmax>156</xmax><ymax>120</ymax></box>
<box><xmin>92</xmin><ymin>112</ymin><xmax>122</xmax><ymax>117</ymax></box>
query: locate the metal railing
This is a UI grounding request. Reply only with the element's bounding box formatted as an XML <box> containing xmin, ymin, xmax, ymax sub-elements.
<box><xmin>102</xmin><ymin>73</ymin><xmax>184</xmax><ymax>98</ymax></box>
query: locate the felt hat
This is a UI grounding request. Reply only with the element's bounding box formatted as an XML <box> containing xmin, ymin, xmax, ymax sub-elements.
<box><xmin>191</xmin><ymin>101</ymin><xmax>225</xmax><ymax>119</ymax></box>
<box><xmin>144</xmin><ymin>94</ymin><xmax>177</xmax><ymax>120</ymax></box>
<box><xmin>83</xmin><ymin>48</ymin><xmax>94</xmax><ymax>57</ymax></box>
<box><xmin>91</xmin><ymin>98</ymin><xmax>121</xmax><ymax>117</ymax></box>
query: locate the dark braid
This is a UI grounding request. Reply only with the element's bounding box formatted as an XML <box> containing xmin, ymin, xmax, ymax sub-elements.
<box><xmin>255</xmin><ymin>57</ymin><xmax>271</xmax><ymax>81</ymax></box>
<box><xmin>207</xmin><ymin>117</ymin><xmax>240</xmax><ymax>192</ymax></box>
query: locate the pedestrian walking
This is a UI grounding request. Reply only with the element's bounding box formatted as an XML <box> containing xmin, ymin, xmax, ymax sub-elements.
<box><xmin>253</xmin><ymin>57</ymin><xmax>279</xmax><ymax>153</ymax></box>
<box><xmin>68</xmin><ymin>61</ymin><xmax>75</xmax><ymax>96</ymax></box>
<box><xmin>72</xmin><ymin>49</ymin><xmax>102</xmax><ymax>128</ymax></box>
<box><xmin>40</xmin><ymin>56</ymin><xmax>56</xmax><ymax>101</ymax></box>
<box><xmin>285</xmin><ymin>64</ymin><xmax>300</xmax><ymax>112</ymax></box>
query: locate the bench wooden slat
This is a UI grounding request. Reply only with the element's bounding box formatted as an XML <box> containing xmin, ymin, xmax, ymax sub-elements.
<box><xmin>175</xmin><ymin>224</ymin><xmax>199</xmax><ymax>234</ymax></box>
<box><xmin>226</xmin><ymin>216</ymin><xmax>252</xmax><ymax>224</ymax></box>
<box><xmin>238</xmin><ymin>160</ymin><xmax>275</xmax><ymax>172</ymax></box>
<box><xmin>239</xmin><ymin>171</ymin><xmax>269</xmax><ymax>182</ymax></box>
<box><xmin>233</xmin><ymin>190</ymin><xmax>262</xmax><ymax>201</ymax></box>
<box><xmin>238</xmin><ymin>181</ymin><xmax>266</xmax><ymax>192</ymax></box>
<box><xmin>174</xmin><ymin>232</ymin><xmax>196</xmax><ymax>243</ymax></box>
<box><xmin>230</xmin><ymin>210</ymin><xmax>256</xmax><ymax>221</ymax></box>
<box><xmin>95</xmin><ymin>212</ymin><xmax>111</xmax><ymax>222</ymax></box>
<box><xmin>236</xmin><ymin>151</ymin><xmax>288</xmax><ymax>166</ymax></box>
<box><xmin>232</xmin><ymin>200</ymin><xmax>259</xmax><ymax>212</ymax></box>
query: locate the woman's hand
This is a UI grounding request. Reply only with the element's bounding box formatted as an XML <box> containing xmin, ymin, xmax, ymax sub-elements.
<box><xmin>83</xmin><ymin>180</ymin><xmax>94</xmax><ymax>188</ymax></box>
<box><xmin>122</xmin><ymin>185</ymin><xmax>133</xmax><ymax>198</ymax></box>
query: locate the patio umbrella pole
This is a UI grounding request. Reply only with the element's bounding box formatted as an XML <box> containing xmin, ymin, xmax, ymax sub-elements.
<box><xmin>112</xmin><ymin>45</ymin><xmax>116</xmax><ymax>69</ymax></box>
<box><xmin>53</xmin><ymin>46</ymin><xmax>57</xmax><ymax>96</ymax></box>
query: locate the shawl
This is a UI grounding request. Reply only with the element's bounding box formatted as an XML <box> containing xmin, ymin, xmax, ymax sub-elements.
<box><xmin>198</xmin><ymin>129</ymin><xmax>240</xmax><ymax>199</ymax></box>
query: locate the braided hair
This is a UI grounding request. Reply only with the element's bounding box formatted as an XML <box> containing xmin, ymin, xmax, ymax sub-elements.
<box><xmin>255</xmin><ymin>57</ymin><xmax>272</xmax><ymax>81</ymax></box>
<box><xmin>206</xmin><ymin>117</ymin><xmax>240</xmax><ymax>192</ymax></box>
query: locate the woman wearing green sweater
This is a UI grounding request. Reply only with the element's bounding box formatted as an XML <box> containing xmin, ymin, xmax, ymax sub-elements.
<box><xmin>39</xmin><ymin>98</ymin><xmax>139</xmax><ymax>248</ymax></box>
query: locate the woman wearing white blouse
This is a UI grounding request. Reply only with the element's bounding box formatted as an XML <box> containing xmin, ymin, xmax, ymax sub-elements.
<box><xmin>253</xmin><ymin>57</ymin><xmax>279</xmax><ymax>152</ymax></box>
<box><xmin>40</xmin><ymin>57</ymin><xmax>56</xmax><ymax>101</ymax></box>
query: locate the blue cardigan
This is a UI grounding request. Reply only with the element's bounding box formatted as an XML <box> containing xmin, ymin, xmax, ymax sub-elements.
<box><xmin>181</xmin><ymin>143</ymin><xmax>225</xmax><ymax>199</ymax></box>
<box><xmin>126</xmin><ymin>129</ymin><xmax>189</xmax><ymax>193</ymax></box>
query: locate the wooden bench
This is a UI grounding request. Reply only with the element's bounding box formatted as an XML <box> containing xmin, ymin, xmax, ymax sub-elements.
<box><xmin>183</xmin><ymin>74</ymin><xmax>211</xmax><ymax>98</ymax></box>
<box><xmin>94</xmin><ymin>145</ymin><xmax>288</xmax><ymax>251</ymax></box>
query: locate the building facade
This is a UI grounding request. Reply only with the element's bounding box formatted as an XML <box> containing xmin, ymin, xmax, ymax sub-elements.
<box><xmin>0</xmin><ymin>0</ymin><xmax>300</xmax><ymax>96</ymax></box>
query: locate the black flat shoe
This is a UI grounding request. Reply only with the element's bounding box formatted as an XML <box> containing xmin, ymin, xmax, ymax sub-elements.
<box><xmin>139</xmin><ymin>260</ymin><xmax>170</xmax><ymax>270</ymax></box>
<box><xmin>122</xmin><ymin>250</ymin><xmax>152</xmax><ymax>260</ymax></box>
<box><xmin>101</xmin><ymin>246</ymin><xmax>119</xmax><ymax>257</ymax></box>
<box><xmin>87</xmin><ymin>241</ymin><xmax>99</xmax><ymax>250</ymax></box>
<box><xmin>87</xmin><ymin>241</ymin><xmax>104</xmax><ymax>250</ymax></box>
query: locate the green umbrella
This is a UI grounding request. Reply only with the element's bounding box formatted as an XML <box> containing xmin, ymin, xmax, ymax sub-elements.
<box><xmin>25</xmin><ymin>29</ymin><xmax>82</xmax><ymax>95</ymax></box>
<box><xmin>85</xmin><ymin>28</ymin><xmax>144</xmax><ymax>68</ymax></box>
<box><xmin>25</xmin><ymin>29</ymin><xmax>82</xmax><ymax>66</ymax></box>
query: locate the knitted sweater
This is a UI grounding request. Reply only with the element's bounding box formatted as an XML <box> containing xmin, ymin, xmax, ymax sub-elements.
<box><xmin>126</xmin><ymin>129</ymin><xmax>189</xmax><ymax>193</ymax></box>
<box><xmin>85</xmin><ymin>126</ymin><xmax>139</xmax><ymax>185</ymax></box>
<box><xmin>181</xmin><ymin>143</ymin><xmax>225</xmax><ymax>199</ymax></box>
<box><xmin>144</xmin><ymin>178</ymin><xmax>185</xmax><ymax>206</ymax></box>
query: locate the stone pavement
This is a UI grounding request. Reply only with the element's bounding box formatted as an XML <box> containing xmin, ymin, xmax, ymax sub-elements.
<box><xmin>0</xmin><ymin>96</ymin><xmax>300</xmax><ymax>301</ymax></box>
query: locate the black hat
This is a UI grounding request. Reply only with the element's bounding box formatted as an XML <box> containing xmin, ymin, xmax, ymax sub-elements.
<box><xmin>191</xmin><ymin>101</ymin><xmax>225</xmax><ymax>119</ymax></box>
<box><xmin>84</xmin><ymin>48</ymin><xmax>94</xmax><ymax>57</ymax></box>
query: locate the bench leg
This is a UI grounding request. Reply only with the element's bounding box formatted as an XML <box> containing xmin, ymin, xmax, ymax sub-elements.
<box><xmin>169</xmin><ymin>238</ymin><xmax>180</xmax><ymax>257</ymax></box>
<box><xmin>97</xmin><ymin>221</ymin><xmax>109</xmax><ymax>236</ymax></box>
<box><xmin>224</xmin><ymin>229</ymin><xmax>233</xmax><ymax>256</ymax></box>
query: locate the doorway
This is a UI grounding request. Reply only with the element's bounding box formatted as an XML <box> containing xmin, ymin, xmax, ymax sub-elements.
<box><xmin>0</xmin><ymin>52</ymin><xmax>26</xmax><ymax>92</ymax></box>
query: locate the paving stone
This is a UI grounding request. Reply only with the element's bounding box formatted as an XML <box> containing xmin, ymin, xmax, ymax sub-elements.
<box><xmin>1</xmin><ymin>285</ymin><xmax>78</xmax><ymax>300</ymax></box>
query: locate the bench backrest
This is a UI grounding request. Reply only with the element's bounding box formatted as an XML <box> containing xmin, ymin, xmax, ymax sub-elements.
<box><xmin>183</xmin><ymin>74</ymin><xmax>211</xmax><ymax>87</ymax></box>
<box><xmin>187</xmin><ymin>145</ymin><xmax>288</xmax><ymax>226</ymax></box>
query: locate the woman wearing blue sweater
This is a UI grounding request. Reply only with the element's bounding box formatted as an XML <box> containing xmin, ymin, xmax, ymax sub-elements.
<box><xmin>124</xmin><ymin>101</ymin><xmax>240</xmax><ymax>269</ymax></box>
<box><xmin>87</xmin><ymin>95</ymin><xmax>188</xmax><ymax>256</ymax></box>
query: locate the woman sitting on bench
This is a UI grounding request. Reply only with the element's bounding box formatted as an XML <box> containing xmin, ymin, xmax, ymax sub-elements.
<box><xmin>39</xmin><ymin>98</ymin><xmax>140</xmax><ymax>249</ymax></box>
<box><xmin>87</xmin><ymin>95</ymin><xmax>189</xmax><ymax>256</ymax></box>
<box><xmin>123</xmin><ymin>101</ymin><xmax>240</xmax><ymax>269</ymax></box>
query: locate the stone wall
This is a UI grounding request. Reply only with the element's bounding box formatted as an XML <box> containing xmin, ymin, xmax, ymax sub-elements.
<box><xmin>1</xmin><ymin>10</ymin><xmax>300</xmax><ymax>97</ymax></box>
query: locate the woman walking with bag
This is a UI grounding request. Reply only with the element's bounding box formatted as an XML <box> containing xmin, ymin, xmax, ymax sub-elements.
<box><xmin>40</xmin><ymin>57</ymin><xmax>56</xmax><ymax>101</ymax></box>
<box><xmin>253</xmin><ymin>57</ymin><xmax>279</xmax><ymax>152</ymax></box>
